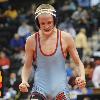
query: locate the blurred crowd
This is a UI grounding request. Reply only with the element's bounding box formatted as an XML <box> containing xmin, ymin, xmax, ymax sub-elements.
<box><xmin>0</xmin><ymin>0</ymin><xmax>100</xmax><ymax>99</ymax></box>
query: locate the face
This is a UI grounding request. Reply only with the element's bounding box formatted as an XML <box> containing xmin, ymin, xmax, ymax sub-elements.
<box><xmin>38</xmin><ymin>14</ymin><xmax>54</xmax><ymax>35</ymax></box>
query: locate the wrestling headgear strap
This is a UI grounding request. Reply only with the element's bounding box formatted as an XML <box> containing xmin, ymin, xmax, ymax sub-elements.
<box><xmin>34</xmin><ymin>4</ymin><xmax>56</xmax><ymax>19</ymax></box>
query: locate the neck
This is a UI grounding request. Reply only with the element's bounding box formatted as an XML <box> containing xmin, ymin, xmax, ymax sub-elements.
<box><xmin>40</xmin><ymin>28</ymin><xmax>57</xmax><ymax>38</ymax></box>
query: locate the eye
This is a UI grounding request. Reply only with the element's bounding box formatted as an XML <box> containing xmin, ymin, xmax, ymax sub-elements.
<box><xmin>48</xmin><ymin>21</ymin><xmax>52</xmax><ymax>24</ymax></box>
<box><xmin>41</xmin><ymin>22</ymin><xmax>45</xmax><ymax>25</ymax></box>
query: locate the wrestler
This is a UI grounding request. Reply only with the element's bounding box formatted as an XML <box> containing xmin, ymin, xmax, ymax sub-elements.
<box><xmin>19</xmin><ymin>4</ymin><xmax>86</xmax><ymax>100</ymax></box>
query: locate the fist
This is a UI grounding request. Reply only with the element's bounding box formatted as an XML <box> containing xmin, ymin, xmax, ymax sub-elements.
<box><xmin>19</xmin><ymin>82</ymin><xmax>30</xmax><ymax>92</ymax></box>
<box><xmin>75</xmin><ymin>77</ymin><xmax>86</xmax><ymax>89</ymax></box>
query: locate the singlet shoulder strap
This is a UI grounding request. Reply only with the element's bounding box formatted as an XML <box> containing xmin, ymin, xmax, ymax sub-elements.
<box><xmin>59</xmin><ymin>30</ymin><xmax>66</xmax><ymax>58</ymax></box>
<box><xmin>33</xmin><ymin>32</ymin><xmax>38</xmax><ymax>61</ymax></box>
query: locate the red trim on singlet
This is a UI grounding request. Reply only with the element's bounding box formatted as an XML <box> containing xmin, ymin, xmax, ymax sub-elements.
<box><xmin>33</xmin><ymin>33</ymin><xmax>37</xmax><ymax>61</ymax></box>
<box><xmin>56</xmin><ymin>92</ymin><xmax>66</xmax><ymax>100</ymax></box>
<box><xmin>31</xmin><ymin>92</ymin><xmax>46</xmax><ymax>100</ymax></box>
<box><xmin>60</xmin><ymin>31</ymin><xmax>66</xmax><ymax>59</ymax></box>
<box><xmin>38</xmin><ymin>30</ymin><xmax>59</xmax><ymax>56</ymax></box>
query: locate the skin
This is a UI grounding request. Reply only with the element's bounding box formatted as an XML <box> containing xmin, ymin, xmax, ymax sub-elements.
<box><xmin>19</xmin><ymin>14</ymin><xmax>86</xmax><ymax>93</ymax></box>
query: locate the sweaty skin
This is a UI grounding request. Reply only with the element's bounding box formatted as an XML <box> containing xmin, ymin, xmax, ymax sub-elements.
<box><xmin>19</xmin><ymin>14</ymin><xmax>86</xmax><ymax>93</ymax></box>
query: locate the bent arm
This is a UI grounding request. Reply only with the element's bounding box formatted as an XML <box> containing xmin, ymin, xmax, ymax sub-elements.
<box><xmin>21</xmin><ymin>37</ymin><xmax>34</xmax><ymax>83</ymax></box>
<box><xmin>67</xmin><ymin>35</ymin><xmax>85</xmax><ymax>80</ymax></box>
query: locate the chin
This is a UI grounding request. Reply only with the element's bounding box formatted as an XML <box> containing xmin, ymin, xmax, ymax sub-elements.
<box><xmin>44</xmin><ymin>29</ymin><xmax>54</xmax><ymax>35</ymax></box>
<box><xmin>44</xmin><ymin>31</ymin><xmax>52</xmax><ymax>35</ymax></box>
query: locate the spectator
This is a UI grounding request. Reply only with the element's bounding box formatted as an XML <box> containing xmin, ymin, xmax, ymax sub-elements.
<box><xmin>75</xmin><ymin>28</ymin><xmax>91</xmax><ymax>59</ymax></box>
<box><xmin>4</xmin><ymin>72</ymin><xmax>20</xmax><ymax>100</ymax></box>
<box><xmin>92</xmin><ymin>60</ymin><xmax>100</xmax><ymax>88</ymax></box>
<box><xmin>82</xmin><ymin>59</ymin><xmax>95</xmax><ymax>88</ymax></box>
<box><xmin>0</xmin><ymin>51</ymin><xmax>10</xmax><ymax>70</ymax></box>
<box><xmin>58</xmin><ymin>17</ymin><xmax>76</xmax><ymax>38</ymax></box>
<box><xmin>0</xmin><ymin>50</ymin><xmax>11</xmax><ymax>96</ymax></box>
<box><xmin>92</xmin><ymin>65</ymin><xmax>100</xmax><ymax>88</ymax></box>
<box><xmin>91</xmin><ymin>31</ymin><xmax>100</xmax><ymax>51</ymax></box>
<box><xmin>10</xmin><ymin>33</ymin><xmax>25</xmax><ymax>53</ymax></box>
<box><xmin>17</xmin><ymin>18</ymin><xmax>33</xmax><ymax>40</ymax></box>
<box><xmin>3</xmin><ymin>5</ymin><xmax>18</xmax><ymax>20</ymax></box>
<box><xmin>3</xmin><ymin>5</ymin><xmax>18</xmax><ymax>25</ymax></box>
<box><xmin>60</xmin><ymin>1</ymin><xmax>76</xmax><ymax>12</ymax></box>
<box><xmin>77</xmin><ymin>0</ymin><xmax>90</xmax><ymax>8</ymax></box>
<box><xmin>72</xmin><ymin>6</ymin><xmax>89</xmax><ymax>22</ymax></box>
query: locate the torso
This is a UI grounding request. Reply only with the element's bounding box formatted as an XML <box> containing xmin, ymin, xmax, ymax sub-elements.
<box><xmin>38</xmin><ymin>29</ymin><xmax>58</xmax><ymax>55</ymax></box>
<box><xmin>30</xmin><ymin>29</ymin><xmax>70</xmax><ymax>58</ymax></box>
<box><xmin>30</xmin><ymin>29</ymin><xmax>72</xmax><ymax>97</ymax></box>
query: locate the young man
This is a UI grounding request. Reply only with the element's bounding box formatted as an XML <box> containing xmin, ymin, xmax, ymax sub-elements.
<box><xmin>19</xmin><ymin>4</ymin><xmax>86</xmax><ymax>100</ymax></box>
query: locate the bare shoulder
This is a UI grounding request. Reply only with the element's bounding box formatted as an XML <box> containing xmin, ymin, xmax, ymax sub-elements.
<box><xmin>25</xmin><ymin>33</ymin><xmax>37</xmax><ymax>50</ymax></box>
<box><xmin>61</xmin><ymin>30</ymin><xmax>73</xmax><ymax>41</ymax></box>
<box><xmin>60</xmin><ymin>30</ymin><xmax>76</xmax><ymax>50</ymax></box>
<box><xmin>26</xmin><ymin>33</ymin><xmax>35</xmax><ymax>43</ymax></box>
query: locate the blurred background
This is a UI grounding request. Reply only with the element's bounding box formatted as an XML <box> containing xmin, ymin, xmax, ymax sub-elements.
<box><xmin>0</xmin><ymin>0</ymin><xmax>100</xmax><ymax>100</ymax></box>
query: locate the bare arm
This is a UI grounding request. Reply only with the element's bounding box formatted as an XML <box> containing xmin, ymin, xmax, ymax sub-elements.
<box><xmin>19</xmin><ymin>34</ymin><xmax>36</xmax><ymax>92</ymax></box>
<box><xmin>67</xmin><ymin>34</ymin><xmax>85</xmax><ymax>80</ymax></box>
<box><xmin>22</xmin><ymin>36</ymin><xmax>35</xmax><ymax>83</ymax></box>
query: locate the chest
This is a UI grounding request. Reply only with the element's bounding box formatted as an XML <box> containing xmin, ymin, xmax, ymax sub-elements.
<box><xmin>39</xmin><ymin>36</ymin><xmax>57</xmax><ymax>54</ymax></box>
<box><xmin>38</xmin><ymin>35</ymin><xmax>68</xmax><ymax>55</ymax></box>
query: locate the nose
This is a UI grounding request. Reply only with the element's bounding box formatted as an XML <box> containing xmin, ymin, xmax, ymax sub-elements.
<box><xmin>44</xmin><ymin>24</ymin><xmax>49</xmax><ymax>29</ymax></box>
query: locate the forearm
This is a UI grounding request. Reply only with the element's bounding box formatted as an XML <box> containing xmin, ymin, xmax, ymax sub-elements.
<box><xmin>78</xmin><ymin>61</ymin><xmax>85</xmax><ymax>81</ymax></box>
<box><xmin>21</xmin><ymin>65</ymin><xmax>32</xmax><ymax>82</ymax></box>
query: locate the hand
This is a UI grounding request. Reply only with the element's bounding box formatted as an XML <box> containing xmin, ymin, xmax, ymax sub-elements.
<box><xmin>19</xmin><ymin>82</ymin><xmax>30</xmax><ymax>92</ymax></box>
<box><xmin>75</xmin><ymin>77</ymin><xmax>86</xmax><ymax>89</ymax></box>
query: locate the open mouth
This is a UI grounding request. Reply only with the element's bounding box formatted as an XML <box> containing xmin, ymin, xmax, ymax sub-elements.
<box><xmin>44</xmin><ymin>29</ymin><xmax>51</xmax><ymax>32</ymax></box>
